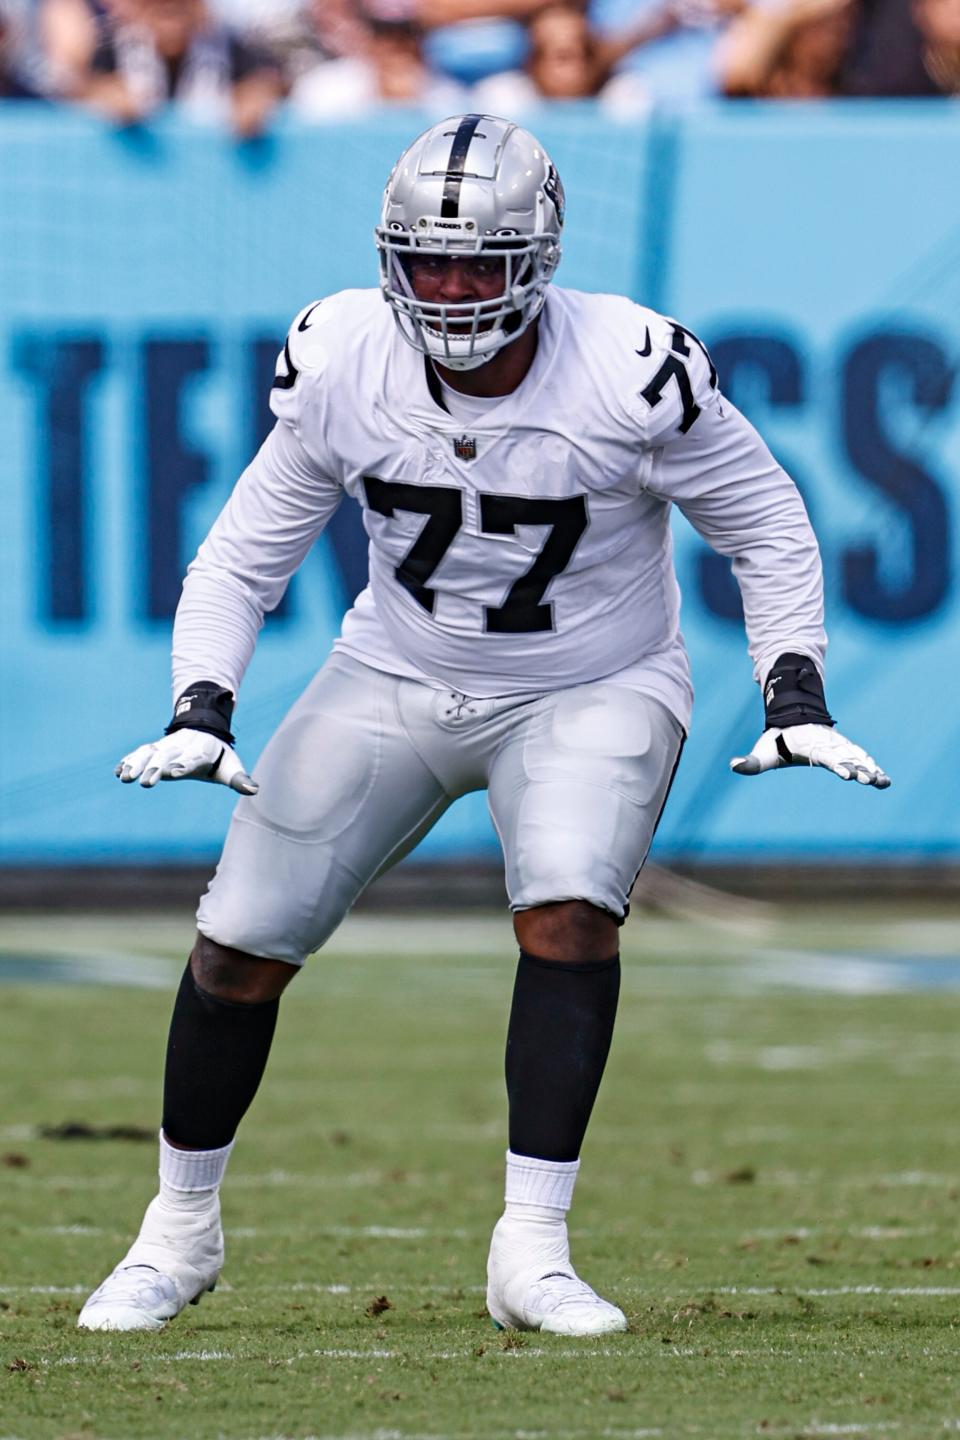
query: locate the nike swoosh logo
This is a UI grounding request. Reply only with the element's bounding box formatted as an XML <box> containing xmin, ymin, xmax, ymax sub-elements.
<box><xmin>635</xmin><ymin>328</ymin><xmax>652</xmax><ymax>358</ymax></box>
<box><xmin>297</xmin><ymin>302</ymin><xmax>323</xmax><ymax>332</ymax></box>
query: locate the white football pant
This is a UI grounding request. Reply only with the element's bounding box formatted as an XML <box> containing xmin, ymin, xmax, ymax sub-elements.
<box><xmin>197</xmin><ymin>654</ymin><xmax>683</xmax><ymax>964</ymax></box>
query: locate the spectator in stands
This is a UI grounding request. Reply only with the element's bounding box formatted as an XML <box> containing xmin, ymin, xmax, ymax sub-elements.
<box><xmin>414</xmin><ymin>1</ymin><xmax>543</xmax><ymax>86</ymax></box>
<box><xmin>290</xmin><ymin>4</ymin><xmax>465</xmax><ymax>118</ymax></box>
<box><xmin>208</xmin><ymin>0</ymin><xmax>370</xmax><ymax>87</ymax></box>
<box><xmin>175</xmin><ymin>0</ymin><xmax>372</xmax><ymax>94</ymax></box>
<box><xmin>209</xmin><ymin>0</ymin><xmax>302</xmax><ymax>31</ymax></box>
<box><xmin>307</xmin><ymin>0</ymin><xmax>377</xmax><ymax>58</ymax></box>
<box><xmin>1</xmin><ymin>0</ymin><xmax>43</xmax><ymax>96</ymax></box>
<box><xmin>417</xmin><ymin>0</ymin><xmax>543</xmax><ymax>18</ymax></box>
<box><xmin>64</xmin><ymin>0</ymin><xmax>285</xmax><ymax>135</ymax></box>
<box><xmin>837</xmin><ymin>0</ymin><xmax>934</xmax><ymax>93</ymax></box>
<box><xmin>39</xmin><ymin>0</ymin><xmax>114</xmax><ymax>97</ymax></box>
<box><xmin>472</xmin><ymin>0</ymin><xmax>696</xmax><ymax>115</ymax></box>
<box><xmin>716</xmin><ymin>0</ymin><xmax>856</xmax><ymax>95</ymax></box>
<box><xmin>913</xmin><ymin>0</ymin><xmax>960</xmax><ymax>90</ymax></box>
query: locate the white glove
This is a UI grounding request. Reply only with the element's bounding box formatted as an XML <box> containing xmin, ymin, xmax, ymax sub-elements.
<box><xmin>730</xmin><ymin>724</ymin><xmax>890</xmax><ymax>788</ymax></box>
<box><xmin>116</xmin><ymin>729</ymin><xmax>258</xmax><ymax>794</ymax></box>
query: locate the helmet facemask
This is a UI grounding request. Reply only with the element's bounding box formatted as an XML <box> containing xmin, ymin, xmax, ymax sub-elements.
<box><xmin>377</xmin><ymin>228</ymin><xmax>558</xmax><ymax>371</ymax></box>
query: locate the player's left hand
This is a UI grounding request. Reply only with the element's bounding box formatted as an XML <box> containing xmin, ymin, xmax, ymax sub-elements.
<box><xmin>730</xmin><ymin>724</ymin><xmax>890</xmax><ymax>788</ymax></box>
<box><xmin>116</xmin><ymin>730</ymin><xmax>258</xmax><ymax>793</ymax></box>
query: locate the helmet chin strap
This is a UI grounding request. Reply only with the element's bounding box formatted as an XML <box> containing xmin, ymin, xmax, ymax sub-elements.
<box><xmin>428</xmin><ymin>345</ymin><xmax>501</xmax><ymax>373</ymax></box>
<box><xmin>414</xmin><ymin>304</ymin><xmax>537</xmax><ymax>371</ymax></box>
<box><xmin>422</xmin><ymin>329</ymin><xmax>509</xmax><ymax>371</ymax></box>
<box><xmin>424</xmin><ymin>303</ymin><xmax>532</xmax><ymax>370</ymax></box>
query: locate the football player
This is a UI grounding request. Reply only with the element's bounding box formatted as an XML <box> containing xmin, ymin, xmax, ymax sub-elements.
<box><xmin>78</xmin><ymin>114</ymin><xmax>888</xmax><ymax>1337</ymax></box>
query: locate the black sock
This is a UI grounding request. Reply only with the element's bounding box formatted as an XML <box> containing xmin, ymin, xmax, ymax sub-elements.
<box><xmin>161</xmin><ymin>962</ymin><xmax>279</xmax><ymax>1150</ymax></box>
<box><xmin>505</xmin><ymin>949</ymin><xmax>621</xmax><ymax>1164</ymax></box>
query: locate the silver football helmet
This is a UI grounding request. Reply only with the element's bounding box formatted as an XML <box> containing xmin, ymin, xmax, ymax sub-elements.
<box><xmin>376</xmin><ymin>114</ymin><xmax>564</xmax><ymax>371</ymax></box>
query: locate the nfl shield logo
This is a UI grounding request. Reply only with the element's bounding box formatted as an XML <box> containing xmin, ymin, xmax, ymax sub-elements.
<box><xmin>453</xmin><ymin>434</ymin><xmax>477</xmax><ymax>461</ymax></box>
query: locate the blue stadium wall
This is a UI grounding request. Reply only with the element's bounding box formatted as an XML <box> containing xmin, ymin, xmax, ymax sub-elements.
<box><xmin>2</xmin><ymin>104</ymin><xmax>958</xmax><ymax>867</ymax></box>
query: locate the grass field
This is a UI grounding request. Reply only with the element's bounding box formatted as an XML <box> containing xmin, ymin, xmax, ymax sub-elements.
<box><xmin>2</xmin><ymin>899</ymin><xmax>960</xmax><ymax>1440</ymax></box>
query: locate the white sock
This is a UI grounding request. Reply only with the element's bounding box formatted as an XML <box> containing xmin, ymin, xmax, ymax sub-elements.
<box><xmin>158</xmin><ymin>1129</ymin><xmax>233</xmax><ymax>1206</ymax></box>
<box><xmin>502</xmin><ymin>1150</ymin><xmax>579</xmax><ymax>1228</ymax></box>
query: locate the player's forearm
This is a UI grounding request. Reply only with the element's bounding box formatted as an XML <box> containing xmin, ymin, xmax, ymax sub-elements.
<box><xmin>661</xmin><ymin>398</ymin><xmax>827</xmax><ymax>680</ymax></box>
<box><xmin>734</xmin><ymin>532</ymin><xmax>827</xmax><ymax>686</ymax></box>
<box><xmin>723</xmin><ymin>466</ymin><xmax>826</xmax><ymax>681</ymax></box>
<box><xmin>171</xmin><ymin>565</ymin><xmax>264</xmax><ymax>703</ymax></box>
<box><xmin>720</xmin><ymin>480</ymin><xmax>827</xmax><ymax>682</ymax></box>
<box><xmin>169</xmin><ymin>420</ymin><xmax>342</xmax><ymax>701</ymax></box>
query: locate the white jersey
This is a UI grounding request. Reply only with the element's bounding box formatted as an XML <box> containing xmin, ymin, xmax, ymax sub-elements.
<box><xmin>173</xmin><ymin>286</ymin><xmax>826</xmax><ymax>731</ymax></box>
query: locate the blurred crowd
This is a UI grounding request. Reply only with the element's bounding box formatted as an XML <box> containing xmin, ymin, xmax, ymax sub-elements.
<box><xmin>1</xmin><ymin>0</ymin><xmax>957</xmax><ymax>129</ymax></box>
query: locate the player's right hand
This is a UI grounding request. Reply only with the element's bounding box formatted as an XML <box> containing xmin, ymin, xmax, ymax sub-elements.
<box><xmin>729</xmin><ymin>724</ymin><xmax>890</xmax><ymax>788</ymax></box>
<box><xmin>115</xmin><ymin>730</ymin><xmax>258</xmax><ymax>794</ymax></box>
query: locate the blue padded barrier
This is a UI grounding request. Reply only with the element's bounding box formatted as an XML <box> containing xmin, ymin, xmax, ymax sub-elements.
<box><xmin>1</xmin><ymin>105</ymin><xmax>958</xmax><ymax>863</ymax></box>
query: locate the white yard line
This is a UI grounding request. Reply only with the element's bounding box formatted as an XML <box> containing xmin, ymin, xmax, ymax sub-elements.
<box><xmin>243</xmin><ymin>1225</ymin><xmax>469</xmax><ymax>1239</ymax></box>
<box><xmin>39</xmin><ymin>1165</ymin><xmax>960</xmax><ymax>1193</ymax></box>
<box><xmin>24</xmin><ymin>1224</ymin><xmax>108</xmax><ymax>1236</ymax></box>
<box><xmin>749</xmin><ymin>1427</ymin><xmax>903</xmax><ymax>1438</ymax></box>
<box><xmin>712</xmin><ymin>1285</ymin><xmax>960</xmax><ymax>1297</ymax></box>
<box><xmin>239</xmin><ymin>1431</ymin><xmax>666</xmax><ymax>1440</ymax></box>
<box><xmin>39</xmin><ymin>1346</ymin><xmax>830</xmax><ymax>1366</ymax></box>
<box><xmin>233</xmin><ymin>1281</ymin><xmax>960</xmax><ymax>1299</ymax></box>
<box><xmin>0</xmin><ymin>1284</ymin><xmax>490</xmax><ymax>1302</ymax></box>
<box><xmin>282</xmin><ymin>1282</ymin><xmax>487</xmax><ymax>1294</ymax></box>
<box><xmin>225</xmin><ymin>1170</ymin><xmax>434</xmax><ymax>1190</ymax></box>
<box><xmin>0</xmin><ymin>1285</ymin><xmax>88</xmax><ymax>1294</ymax></box>
<box><xmin>0</xmin><ymin>1428</ymin><xmax>937</xmax><ymax>1440</ymax></box>
<box><xmin>21</xmin><ymin>1224</ymin><xmax>473</xmax><ymax>1240</ymax></box>
<box><xmin>12</xmin><ymin>1169</ymin><xmax>436</xmax><ymax>1190</ymax></box>
<box><xmin>689</xmin><ymin>1168</ymin><xmax>960</xmax><ymax>1189</ymax></box>
<box><xmin>17</xmin><ymin>1341</ymin><xmax>956</xmax><ymax>1373</ymax></box>
<box><xmin>842</xmin><ymin>1172</ymin><xmax>960</xmax><ymax>1187</ymax></box>
<box><xmin>849</xmin><ymin>1225</ymin><xmax>936</xmax><ymax>1239</ymax></box>
<box><xmin>732</xmin><ymin>1225</ymin><xmax>934</xmax><ymax>1241</ymax></box>
<box><xmin>9</xmin><ymin>1281</ymin><xmax>960</xmax><ymax>1299</ymax></box>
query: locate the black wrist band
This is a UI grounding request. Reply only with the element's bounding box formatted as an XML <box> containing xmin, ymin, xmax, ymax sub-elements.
<box><xmin>165</xmin><ymin>681</ymin><xmax>236</xmax><ymax>746</ymax></box>
<box><xmin>763</xmin><ymin>652</ymin><xmax>834</xmax><ymax>731</ymax></box>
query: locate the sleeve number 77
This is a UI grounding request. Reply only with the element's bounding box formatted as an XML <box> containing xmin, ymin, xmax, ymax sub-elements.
<box><xmin>362</xmin><ymin>478</ymin><xmax>589</xmax><ymax>635</ymax></box>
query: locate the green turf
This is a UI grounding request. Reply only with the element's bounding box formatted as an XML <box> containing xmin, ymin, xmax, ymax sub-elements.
<box><xmin>2</xmin><ymin>902</ymin><xmax>960</xmax><ymax>1440</ymax></box>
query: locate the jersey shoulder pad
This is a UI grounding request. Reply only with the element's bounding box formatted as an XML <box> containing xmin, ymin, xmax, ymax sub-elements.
<box><xmin>630</xmin><ymin>310</ymin><xmax>720</xmax><ymax>445</ymax></box>
<box><xmin>269</xmin><ymin>298</ymin><xmax>328</xmax><ymax>418</ymax></box>
<box><xmin>551</xmin><ymin>291</ymin><xmax>718</xmax><ymax>444</ymax></box>
<box><xmin>555</xmin><ymin>288</ymin><xmax>647</xmax><ymax>356</ymax></box>
<box><xmin>269</xmin><ymin>290</ymin><xmax>381</xmax><ymax>425</ymax></box>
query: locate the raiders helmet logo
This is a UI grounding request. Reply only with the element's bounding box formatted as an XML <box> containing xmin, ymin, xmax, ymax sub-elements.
<box><xmin>543</xmin><ymin>164</ymin><xmax>565</xmax><ymax>226</ymax></box>
<box><xmin>453</xmin><ymin>435</ymin><xmax>477</xmax><ymax>461</ymax></box>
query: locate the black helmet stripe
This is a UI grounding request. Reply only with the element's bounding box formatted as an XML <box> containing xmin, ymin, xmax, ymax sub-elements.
<box><xmin>440</xmin><ymin>114</ymin><xmax>484</xmax><ymax>219</ymax></box>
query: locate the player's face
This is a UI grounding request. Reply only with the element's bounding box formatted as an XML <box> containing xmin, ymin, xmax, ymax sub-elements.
<box><xmin>406</xmin><ymin>254</ymin><xmax>506</xmax><ymax>332</ymax></box>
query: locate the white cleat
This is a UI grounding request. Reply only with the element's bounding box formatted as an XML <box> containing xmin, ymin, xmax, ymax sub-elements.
<box><xmin>76</xmin><ymin>1266</ymin><xmax>210</xmax><ymax>1333</ymax></box>
<box><xmin>486</xmin><ymin>1214</ymin><xmax>628</xmax><ymax>1337</ymax></box>
<box><xmin>78</xmin><ymin>1192</ymin><xmax>223</xmax><ymax>1332</ymax></box>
